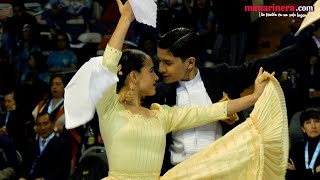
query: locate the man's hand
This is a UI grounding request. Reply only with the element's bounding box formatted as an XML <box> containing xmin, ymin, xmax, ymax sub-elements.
<box><xmin>0</xmin><ymin>126</ymin><xmax>7</xmax><ymax>134</ymax></box>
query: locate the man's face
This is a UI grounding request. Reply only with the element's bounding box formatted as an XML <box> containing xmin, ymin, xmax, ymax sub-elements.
<box><xmin>4</xmin><ymin>93</ymin><xmax>16</xmax><ymax>111</ymax></box>
<box><xmin>157</xmin><ymin>48</ymin><xmax>191</xmax><ymax>84</ymax></box>
<box><xmin>36</xmin><ymin>114</ymin><xmax>54</xmax><ymax>139</ymax></box>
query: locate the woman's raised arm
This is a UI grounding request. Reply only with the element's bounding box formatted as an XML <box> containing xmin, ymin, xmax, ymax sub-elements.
<box><xmin>107</xmin><ymin>0</ymin><xmax>135</xmax><ymax>51</ymax></box>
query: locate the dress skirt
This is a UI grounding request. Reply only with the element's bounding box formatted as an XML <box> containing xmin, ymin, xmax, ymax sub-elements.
<box><xmin>160</xmin><ymin>74</ymin><xmax>289</xmax><ymax>180</ymax></box>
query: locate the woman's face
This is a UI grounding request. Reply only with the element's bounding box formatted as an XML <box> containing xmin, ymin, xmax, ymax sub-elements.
<box><xmin>137</xmin><ymin>55</ymin><xmax>159</xmax><ymax>97</ymax></box>
<box><xmin>302</xmin><ymin>118</ymin><xmax>320</xmax><ymax>138</ymax></box>
<box><xmin>56</xmin><ymin>35</ymin><xmax>67</xmax><ymax>50</ymax></box>
<box><xmin>51</xmin><ymin>77</ymin><xmax>65</xmax><ymax>98</ymax></box>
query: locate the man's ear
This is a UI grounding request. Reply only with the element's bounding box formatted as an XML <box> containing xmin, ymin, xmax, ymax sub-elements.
<box><xmin>186</xmin><ymin>57</ymin><xmax>196</xmax><ymax>69</ymax></box>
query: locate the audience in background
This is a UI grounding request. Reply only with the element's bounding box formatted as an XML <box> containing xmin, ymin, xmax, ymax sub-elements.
<box><xmin>191</xmin><ymin>0</ymin><xmax>216</xmax><ymax>55</ymax></box>
<box><xmin>0</xmin><ymin>48</ymin><xmax>16</xmax><ymax>95</ymax></box>
<box><xmin>301</xmin><ymin>55</ymin><xmax>320</xmax><ymax>107</ymax></box>
<box><xmin>18</xmin><ymin>112</ymin><xmax>72</xmax><ymax>180</ymax></box>
<box><xmin>47</xmin><ymin>31</ymin><xmax>77</xmax><ymax>73</ymax></box>
<box><xmin>0</xmin><ymin>90</ymin><xmax>35</xmax><ymax>158</ymax></box>
<box><xmin>31</xmin><ymin>74</ymin><xmax>81</xmax><ymax>173</ymax></box>
<box><xmin>13</xmin><ymin>23</ymin><xmax>41</xmax><ymax>84</ymax></box>
<box><xmin>0</xmin><ymin>134</ymin><xmax>18</xmax><ymax>180</ymax></box>
<box><xmin>43</xmin><ymin>0</ymin><xmax>93</xmax><ymax>34</ymax></box>
<box><xmin>0</xmin><ymin>1</ymin><xmax>319</xmax><ymax>179</ymax></box>
<box><xmin>1</xmin><ymin>0</ymin><xmax>40</xmax><ymax>58</ymax></box>
<box><xmin>287</xmin><ymin>107</ymin><xmax>320</xmax><ymax>180</ymax></box>
<box><xmin>17</xmin><ymin>51</ymin><xmax>50</xmax><ymax>114</ymax></box>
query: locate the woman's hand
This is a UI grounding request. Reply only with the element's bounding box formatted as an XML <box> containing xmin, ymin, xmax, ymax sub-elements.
<box><xmin>252</xmin><ymin>67</ymin><xmax>273</xmax><ymax>100</ymax></box>
<box><xmin>116</xmin><ymin>0</ymin><xmax>135</xmax><ymax>23</ymax></box>
<box><xmin>108</xmin><ymin>0</ymin><xmax>135</xmax><ymax>51</ymax></box>
<box><xmin>226</xmin><ymin>68</ymin><xmax>273</xmax><ymax>116</ymax></box>
<box><xmin>287</xmin><ymin>158</ymin><xmax>296</xmax><ymax>170</ymax></box>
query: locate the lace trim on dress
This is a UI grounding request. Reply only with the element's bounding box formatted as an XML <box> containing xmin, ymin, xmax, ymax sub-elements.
<box><xmin>108</xmin><ymin>170</ymin><xmax>160</xmax><ymax>180</ymax></box>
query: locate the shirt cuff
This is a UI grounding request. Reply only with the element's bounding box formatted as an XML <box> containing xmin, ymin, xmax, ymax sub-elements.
<box><xmin>312</xmin><ymin>36</ymin><xmax>320</xmax><ymax>49</ymax></box>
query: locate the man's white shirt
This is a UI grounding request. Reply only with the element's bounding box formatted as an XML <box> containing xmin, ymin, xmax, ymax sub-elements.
<box><xmin>170</xmin><ymin>70</ymin><xmax>223</xmax><ymax>165</ymax></box>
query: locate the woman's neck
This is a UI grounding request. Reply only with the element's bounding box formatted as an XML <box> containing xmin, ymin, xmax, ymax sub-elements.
<box><xmin>118</xmin><ymin>86</ymin><xmax>141</xmax><ymax>106</ymax></box>
<box><xmin>52</xmin><ymin>97</ymin><xmax>63</xmax><ymax>107</ymax></box>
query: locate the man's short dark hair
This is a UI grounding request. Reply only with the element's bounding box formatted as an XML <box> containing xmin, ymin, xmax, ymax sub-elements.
<box><xmin>36</xmin><ymin>112</ymin><xmax>54</xmax><ymax>123</ymax></box>
<box><xmin>158</xmin><ymin>27</ymin><xmax>200</xmax><ymax>62</ymax></box>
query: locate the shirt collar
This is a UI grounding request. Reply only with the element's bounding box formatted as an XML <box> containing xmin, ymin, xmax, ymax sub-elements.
<box><xmin>178</xmin><ymin>69</ymin><xmax>201</xmax><ymax>88</ymax></box>
<box><xmin>40</xmin><ymin>131</ymin><xmax>55</xmax><ymax>143</ymax></box>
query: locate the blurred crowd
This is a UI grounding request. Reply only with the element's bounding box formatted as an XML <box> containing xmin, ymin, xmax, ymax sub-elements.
<box><xmin>0</xmin><ymin>0</ymin><xmax>319</xmax><ymax>179</ymax></box>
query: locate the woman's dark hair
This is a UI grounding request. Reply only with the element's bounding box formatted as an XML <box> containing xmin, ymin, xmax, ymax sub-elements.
<box><xmin>300</xmin><ymin>107</ymin><xmax>320</xmax><ymax>126</ymax></box>
<box><xmin>116</xmin><ymin>49</ymin><xmax>146</xmax><ymax>93</ymax></box>
<box><xmin>157</xmin><ymin>27</ymin><xmax>200</xmax><ymax>61</ymax></box>
<box><xmin>50</xmin><ymin>74</ymin><xmax>68</xmax><ymax>88</ymax></box>
<box><xmin>52</xmin><ymin>30</ymin><xmax>71</xmax><ymax>49</ymax></box>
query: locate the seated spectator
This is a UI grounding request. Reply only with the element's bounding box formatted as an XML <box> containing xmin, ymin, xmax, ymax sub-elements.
<box><xmin>96</xmin><ymin>0</ymin><xmax>120</xmax><ymax>25</ymax></box>
<box><xmin>1</xmin><ymin>0</ymin><xmax>40</xmax><ymax>58</ymax></box>
<box><xmin>43</xmin><ymin>0</ymin><xmax>93</xmax><ymax>34</ymax></box>
<box><xmin>32</xmin><ymin>74</ymin><xmax>66</xmax><ymax>135</ymax></box>
<box><xmin>17</xmin><ymin>51</ymin><xmax>50</xmax><ymax>113</ymax></box>
<box><xmin>301</xmin><ymin>55</ymin><xmax>320</xmax><ymax>107</ymax></box>
<box><xmin>24</xmin><ymin>51</ymin><xmax>50</xmax><ymax>85</ymax></box>
<box><xmin>18</xmin><ymin>112</ymin><xmax>72</xmax><ymax>180</ymax></box>
<box><xmin>278</xmin><ymin>68</ymin><xmax>306</xmax><ymax>123</ymax></box>
<box><xmin>0</xmin><ymin>48</ymin><xmax>16</xmax><ymax>95</ymax></box>
<box><xmin>13</xmin><ymin>24</ymin><xmax>41</xmax><ymax>84</ymax></box>
<box><xmin>279</xmin><ymin>17</ymin><xmax>313</xmax><ymax>50</ymax></box>
<box><xmin>286</xmin><ymin>107</ymin><xmax>320</xmax><ymax>180</ymax></box>
<box><xmin>32</xmin><ymin>74</ymin><xmax>81</xmax><ymax>173</ymax></box>
<box><xmin>42</xmin><ymin>0</ymin><xmax>68</xmax><ymax>34</ymax></box>
<box><xmin>0</xmin><ymin>134</ymin><xmax>18</xmax><ymax>180</ymax></box>
<box><xmin>0</xmin><ymin>89</ymin><xmax>35</xmax><ymax>156</ymax></box>
<box><xmin>47</xmin><ymin>31</ymin><xmax>77</xmax><ymax>73</ymax></box>
<box><xmin>168</xmin><ymin>0</ymin><xmax>192</xmax><ymax>28</ymax></box>
<box><xmin>191</xmin><ymin>0</ymin><xmax>216</xmax><ymax>54</ymax></box>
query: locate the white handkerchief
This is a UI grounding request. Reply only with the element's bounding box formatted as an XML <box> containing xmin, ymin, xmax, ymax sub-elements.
<box><xmin>64</xmin><ymin>56</ymin><xmax>118</xmax><ymax>129</ymax></box>
<box><xmin>129</xmin><ymin>0</ymin><xmax>157</xmax><ymax>27</ymax></box>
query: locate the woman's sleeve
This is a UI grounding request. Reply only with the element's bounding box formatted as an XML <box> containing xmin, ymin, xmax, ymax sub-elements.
<box><xmin>153</xmin><ymin>101</ymin><xmax>229</xmax><ymax>133</ymax></box>
<box><xmin>64</xmin><ymin>45</ymin><xmax>121</xmax><ymax>129</ymax></box>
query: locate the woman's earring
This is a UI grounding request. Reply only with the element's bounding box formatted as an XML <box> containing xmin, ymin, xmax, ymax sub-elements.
<box><xmin>125</xmin><ymin>83</ymin><xmax>136</xmax><ymax>103</ymax></box>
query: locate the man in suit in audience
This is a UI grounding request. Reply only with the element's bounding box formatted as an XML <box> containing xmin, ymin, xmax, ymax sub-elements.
<box><xmin>19</xmin><ymin>112</ymin><xmax>72</xmax><ymax>180</ymax></box>
<box><xmin>0</xmin><ymin>90</ymin><xmax>34</xmax><ymax>155</ymax></box>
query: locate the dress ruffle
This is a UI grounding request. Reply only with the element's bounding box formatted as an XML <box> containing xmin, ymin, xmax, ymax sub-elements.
<box><xmin>161</xmin><ymin>73</ymin><xmax>289</xmax><ymax>180</ymax></box>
